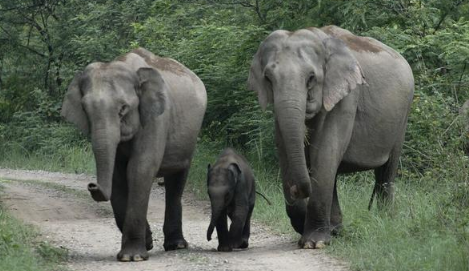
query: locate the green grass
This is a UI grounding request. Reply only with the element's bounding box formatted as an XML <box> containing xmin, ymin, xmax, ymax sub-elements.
<box><xmin>0</xmin><ymin>142</ymin><xmax>94</xmax><ymax>174</ymax></box>
<box><xmin>0</xmin><ymin>184</ymin><xmax>68</xmax><ymax>271</ymax></box>
<box><xmin>329</xmin><ymin>178</ymin><xmax>469</xmax><ymax>271</ymax></box>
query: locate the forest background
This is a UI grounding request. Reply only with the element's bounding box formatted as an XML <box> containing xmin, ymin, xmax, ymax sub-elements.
<box><xmin>0</xmin><ymin>1</ymin><xmax>468</xmax><ymax>270</ymax></box>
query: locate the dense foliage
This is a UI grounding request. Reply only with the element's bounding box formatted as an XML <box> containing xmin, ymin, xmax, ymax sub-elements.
<box><xmin>0</xmin><ymin>0</ymin><xmax>468</xmax><ymax>270</ymax></box>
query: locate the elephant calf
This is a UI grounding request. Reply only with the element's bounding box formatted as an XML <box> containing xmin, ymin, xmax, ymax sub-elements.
<box><xmin>206</xmin><ymin>148</ymin><xmax>255</xmax><ymax>252</ymax></box>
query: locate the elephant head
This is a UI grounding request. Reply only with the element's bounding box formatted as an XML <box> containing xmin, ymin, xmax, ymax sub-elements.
<box><xmin>248</xmin><ymin>28</ymin><xmax>365</xmax><ymax>199</ymax></box>
<box><xmin>61</xmin><ymin>62</ymin><xmax>167</xmax><ymax>202</ymax></box>
<box><xmin>206</xmin><ymin>163</ymin><xmax>241</xmax><ymax>241</ymax></box>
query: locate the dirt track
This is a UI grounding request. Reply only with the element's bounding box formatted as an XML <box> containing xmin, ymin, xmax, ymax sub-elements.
<box><xmin>0</xmin><ymin>168</ymin><xmax>348</xmax><ymax>271</ymax></box>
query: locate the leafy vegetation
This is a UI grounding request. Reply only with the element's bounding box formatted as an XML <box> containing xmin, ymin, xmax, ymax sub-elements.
<box><xmin>1</xmin><ymin>0</ymin><xmax>469</xmax><ymax>270</ymax></box>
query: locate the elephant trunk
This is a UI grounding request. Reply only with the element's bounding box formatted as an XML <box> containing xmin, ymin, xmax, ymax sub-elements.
<box><xmin>274</xmin><ymin>96</ymin><xmax>311</xmax><ymax>199</ymax></box>
<box><xmin>207</xmin><ymin>202</ymin><xmax>224</xmax><ymax>241</ymax></box>
<box><xmin>88</xmin><ymin>123</ymin><xmax>119</xmax><ymax>202</ymax></box>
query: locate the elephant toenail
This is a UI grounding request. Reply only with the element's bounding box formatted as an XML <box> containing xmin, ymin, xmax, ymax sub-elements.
<box><xmin>303</xmin><ymin>241</ymin><xmax>314</xmax><ymax>249</ymax></box>
<box><xmin>315</xmin><ymin>241</ymin><xmax>326</xmax><ymax>249</ymax></box>
<box><xmin>119</xmin><ymin>255</ymin><xmax>131</xmax><ymax>262</ymax></box>
<box><xmin>133</xmin><ymin>255</ymin><xmax>143</xmax><ymax>262</ymax></box>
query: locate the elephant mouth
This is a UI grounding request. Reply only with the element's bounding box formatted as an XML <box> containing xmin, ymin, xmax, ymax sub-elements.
<box><xmin>305</xmin><ymin>100</ymin><xmax>321</xmax><ymax>119</ymax></box>
<box><xmin>120</xmin><ymin>132</ymin><xmax>134</xmax><ymax>142</ymax></box>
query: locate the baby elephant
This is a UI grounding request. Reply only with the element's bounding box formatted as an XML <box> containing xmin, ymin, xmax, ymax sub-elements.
<box><xmin>206</xmin><ymin>148</ymin><xmax>255</xmax><ymax>252</ymax></box>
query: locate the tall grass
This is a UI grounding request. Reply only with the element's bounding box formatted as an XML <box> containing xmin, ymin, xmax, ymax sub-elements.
<box><xmin>0</xmin><ymin>141</ymin><xmax>95</xmax><ymax>174</ymax></box>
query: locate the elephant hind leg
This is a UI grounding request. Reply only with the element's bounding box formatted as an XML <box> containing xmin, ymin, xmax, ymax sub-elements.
<box><xmin>330</xmin><ymin>177</ymin><xmax>342</xmax><ymax>235</ymax></box>
<box><xmin>163</xmin><ymin>169</ymin><xmax>189</xmax><ymax>251</ymax></box>
<box><xmin>372</xmin><ymin>147</ymin><xmax>401</xmax><ymax>210</ymax></box>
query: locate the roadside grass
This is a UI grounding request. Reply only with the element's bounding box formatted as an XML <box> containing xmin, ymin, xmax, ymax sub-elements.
<box><xmin>188</xmin><ymin>141</ymin><xmax>469</xmax><ymax>271</ymax></box>
<box><xmin>0</xmin><ymin>143</ymin><xmax>94</xmax><ymax>174</ymax></box>
<box><xmin>0</xmin><ymin>183</ymin><xmax>68</xmax><ymax>271</ymax></box>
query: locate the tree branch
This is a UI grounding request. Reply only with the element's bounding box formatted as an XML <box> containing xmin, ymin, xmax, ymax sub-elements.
<box><xmin>0</xmin><ymin>25</ymin><xmax>46</xmax><ymax>58</ymax></box>
<box><xmin>433</xmin><ymin>0</ymin><xmax>464</xmax><ymax>34</ymax></box>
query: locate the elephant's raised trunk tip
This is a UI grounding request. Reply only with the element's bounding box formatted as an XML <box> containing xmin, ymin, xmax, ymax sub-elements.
<box><xmin>87</xmin><ymin>182</ymin><xmax>111</xmax><ymax>202</ymax></box>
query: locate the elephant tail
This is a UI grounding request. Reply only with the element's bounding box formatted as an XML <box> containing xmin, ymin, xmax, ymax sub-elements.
<box><xmin>256</xmin><ymin>191</ymin><xmax>272</xmax><ymax>205</ymax></box>
<box><xmin>207</xmin><ymin>224</ymin><xmax>215</xmax><ymax>241</ymax></box>
<box><xmin>368</xmin><ymin>184</ymin><xmax>377</xmax><ymax>210</ymax></box>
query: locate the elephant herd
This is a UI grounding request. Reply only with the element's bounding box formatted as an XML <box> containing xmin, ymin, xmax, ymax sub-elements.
<box><xmin>61</xmin><ymin>25</ymin><xmax>414</xmax><ymax>261</ymax></box>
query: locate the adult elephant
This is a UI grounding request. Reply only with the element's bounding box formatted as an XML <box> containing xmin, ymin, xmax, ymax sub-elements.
<box><xmin>61</xmin><ymin>48</ymin><xmax>207</xmax><ymax>261</ymax></box>
<box><xmin>248</xmin><ymin>26</ymin><xmax>414</xmax><ymax>249</ymax></box>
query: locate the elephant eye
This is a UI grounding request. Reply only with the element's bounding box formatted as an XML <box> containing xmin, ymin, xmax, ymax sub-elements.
<box><xmin>307</xmin><ymin>73</ymin><xmax>315</xmax><ymax>89</ymax></box>
<box><xmin>119</xmin><ymin>104</ymin><xmax>129</xmax><ymax>118</ymax></box>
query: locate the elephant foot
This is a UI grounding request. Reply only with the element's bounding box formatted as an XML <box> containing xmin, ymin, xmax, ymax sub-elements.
<box><xmin>217</xmin><ymin>244</ymin><xmax>233</xmax><ymax>252</ymax></box>
<box><xmin>146</xmin><ymin>238</ymin><xmax>153</xmax><ymax>251</ymax></box>
<box><xmin>298</xmin><ymin>230</ymin><xmax>331</xmax><ymax>249</ymax></box>
<box><xmin>233</xmin><ymin>238</ymin><xmax>249</xmax><ymax>249</ymax></box>
<box><xmin>330</xmin><ymin>223</ymin><xmax>343</xmax><ymax>236</ymax></box>
<box><xmin>163</xmin><ymin>238</ymin><xmax>188</xmax><ymax>251</ymax></box>
<box><xmin>239</xmin><ymin>239</ymin><xmax>249</xmax><ymax>249</ymax></box>
<box><xmin>117</xmin><ymin>246</ymin><xmax>149</xmax><ymax>262</ymax></box>
<box><xmin>146</xmin><ymin>229</ymin><xmax>154</xmax><ymax>251</ymax></box>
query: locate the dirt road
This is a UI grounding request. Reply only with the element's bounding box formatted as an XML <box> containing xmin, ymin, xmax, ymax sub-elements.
<box><xmin>0</xmin><ymin>169</ymin><xmax>347</xmax><ymax>271</ymax></box>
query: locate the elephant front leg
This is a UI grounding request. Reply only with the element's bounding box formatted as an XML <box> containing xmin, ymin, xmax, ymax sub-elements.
<box><xmin>299</xmin><ymin>175</ymin><xmax>335</xmax><ymax>249</ymax></box>
<box><xmin>300</xmin><ymin>143</ymin><xmax>345</xmax><ymax>249</ymax></box>
<box><xmin>117</xmin><ymin>163</ymin><xmax>156</xmax><ymax>261</ymax></box>
<box><xmin>228</xmin><ymin>206</ymin><xmax>249</xmax><ymax>249</ymax></box>
<box><xmin>239</xmin><ymin>205</ymin><xmax>254</xmax><ymax>249</ymax></box>
<box><xmin>111</xmin><ymin>158</ymin><xmax>154</xmax><ymax>252</ymax></box>
<box><xmin>215</xmin><ymin>210</ymin><xmax>231</xmax><ymax>252</ymax></box>
<box><xmin>163</xmin><ymin>169</ymin><xmax>189</xmax><ymax>251</ymax></box>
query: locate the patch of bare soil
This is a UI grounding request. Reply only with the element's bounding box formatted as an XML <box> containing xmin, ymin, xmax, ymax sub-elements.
<box><xmin>0</xmin><ymin>168</ymin><xmax>348</xmax><ymax>271</ymax></box>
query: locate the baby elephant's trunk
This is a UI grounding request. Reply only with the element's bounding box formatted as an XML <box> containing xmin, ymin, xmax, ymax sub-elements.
<box><xmin>207</xmin><ymin>223</ymin><xmax>215</xmax><ymax>241</ymax></box>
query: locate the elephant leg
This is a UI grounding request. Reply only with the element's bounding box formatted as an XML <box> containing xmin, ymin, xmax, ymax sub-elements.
<box><xmin>228</xmin><ymin>206</ymin><xmax>249</xmax><ymax>249</ymax></box>
<box><xmin>330</xmin><ymin>176</ymin><xmax>342</xmax><ymax>236</ymax></box>
<box><xmin>275</xmin><ymin>120</ymin><xmax>306</xmax><ymax>234</ymax></box>
<box><xmin>216</xmin><ymin>210</ymin><xmax>231</xmax><ymax>252</ymax></box>
<box><xmin>373</xmin><ymin>146</ymin><xmax>400</xmax><ymax>210</ymax></box>
<box><xmin>111</xmin><ymin>158</ymin><xmax>154</xmax><ymax>251</ymax></box>
<box><xmin>301</xmin><ymin>165</ymin><xmax>335</xmax><ymax>249</ymax></box>
<box><xmin>301</xmin><ymin>110</ymin><xmax>356</xmax><ymax>249</ymax></box>
<box><xmin>117</xmin><ymin>159</ymin><xmax>157</xmax><ymax>262</ymax></box>
<box><xmin>163</xmin><ymin>169</ymin><xmax>189</xmax><ymax>251</ymax></box>
<box><xmin>239</xmin><ymin>205</ymin><xmax>254</xmax><ymax>249</ymax></box>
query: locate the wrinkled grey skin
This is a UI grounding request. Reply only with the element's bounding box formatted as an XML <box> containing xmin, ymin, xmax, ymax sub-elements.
<box><xmin>206</xmin><ymin>148</ymin><xmax>256</xmax><ymax>252</ymax></box>
<box><xmin>248</xmin><ymin>26</ymin><xmax>414</xmax><ymax>249</ymax></box>
<box><xmin>61</xmin><ymin>48</ymin><xmax>207</xmax><ymax>261</ymax></box>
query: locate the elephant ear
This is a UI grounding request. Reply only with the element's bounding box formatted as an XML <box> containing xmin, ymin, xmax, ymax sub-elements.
<box><xmin>248</xmin><ymin>50</ymin><xmax>272</xmax><ymax>111</ymax></box>
<box><xmin>228</xmin><ymin>163</ymin><xmax>242</xmax><ymax>186</ymax></box>
<box><xmin>61</xmin><ymin>72</ymin><xmax>89</xmax><ymax>135</ymax></box>
<box><xmin>322</xmin><ymin>37</ymin><xmax>366</xmax><ymax>111</ymax></box>
<box><xmin>137</xmin><ymin>67</ymin><xmax>167</xmax><ymax>126</ymax></box>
